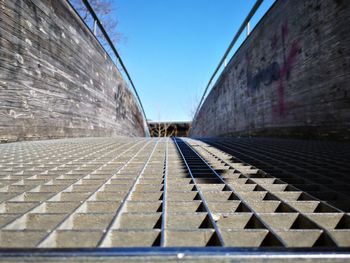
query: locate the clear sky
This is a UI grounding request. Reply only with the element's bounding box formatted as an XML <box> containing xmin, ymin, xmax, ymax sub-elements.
<box><xmin>112</xmin><ymin>0</ymin><xmax>275</xmax><ymax>121</ymax></box>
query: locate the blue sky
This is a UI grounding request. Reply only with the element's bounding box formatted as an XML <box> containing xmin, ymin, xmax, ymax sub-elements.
<box><xmin>113</xmin><ymin>0</ymin><xmax>275</xmax><ymax>121</ymax></box>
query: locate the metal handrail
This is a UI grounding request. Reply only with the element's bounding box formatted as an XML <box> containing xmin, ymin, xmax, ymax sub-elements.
<box><xmin>193</xmin><ymin>0</ymin><xmax>264</xmax><ymax>121</ymax></box>
<box><xmin>69</xmin><ymin>0</ymin><xmax>149</xmax><ymax>135</ymax></box>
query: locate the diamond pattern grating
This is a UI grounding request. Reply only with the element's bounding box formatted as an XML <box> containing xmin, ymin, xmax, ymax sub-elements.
<box><xmin>0</xmin><ymin>137</ymin><xmax>349</xmax><ymax>248</ymax></box>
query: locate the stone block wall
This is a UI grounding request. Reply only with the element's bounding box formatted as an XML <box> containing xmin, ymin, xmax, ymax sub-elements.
<box><xmin>190</xmin><ymin>0</ymin><xmax>350</xmax><ymax>139</ymax></box>
<box><xmin>0</xmin><ymin>0</ymin><xmax>146</xmax><ymax>141</ymax></box>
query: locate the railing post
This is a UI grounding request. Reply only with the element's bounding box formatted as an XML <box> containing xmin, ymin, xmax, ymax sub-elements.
<box><xmin>93</xmin><ymin>20</ymin><xmax>97</xmax><ymax>35</ymax></box>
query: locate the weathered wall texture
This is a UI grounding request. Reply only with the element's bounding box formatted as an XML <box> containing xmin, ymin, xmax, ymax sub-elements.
<box><xmin>190</xmin><ymin>0</ymin><xmax>350</xmax><ymax>139</ymax></box>
<box><xmin>0</xmin><ymin>0</ymin><xmax>146</xmax><ymax>142</ymax></box>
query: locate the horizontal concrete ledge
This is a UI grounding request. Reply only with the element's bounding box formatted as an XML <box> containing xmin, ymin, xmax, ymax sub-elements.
<box><xmin>0</xmin><ymin>247</ymin><xmax>350</xmax><ymax>257</ymax></box>
<box><xmin>216</xmin><ymin>126</ymin><xmax>350</xmax><ymax>141</ymax></box>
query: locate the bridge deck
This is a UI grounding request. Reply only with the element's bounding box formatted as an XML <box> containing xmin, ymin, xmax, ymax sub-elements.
<box><xmin>0</xmin><ymin>137</ymin><xmax>349</xmax><ymax>255</ymax></box>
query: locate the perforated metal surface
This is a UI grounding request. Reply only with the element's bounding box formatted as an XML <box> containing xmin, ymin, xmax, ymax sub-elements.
<box><xmin>0</xmin><ymin>137</ymin><xmax>349</xmax><ymax>248</ymax></box>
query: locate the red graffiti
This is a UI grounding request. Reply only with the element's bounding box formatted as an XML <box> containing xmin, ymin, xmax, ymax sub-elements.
<box><xmin>245</xmin><ymin>21</ymin><xmax>300</xmax><ymax>118</ymax></box>
<box><xmin>282</xmin><ymin>21</ymin><xmax>289</xmax><ymax>39</ymax></box>
<box><xmin>272</xmin><ymin>20</ymin><xmax>300</xmax><ymax>117</ymax></box>
<box><xmin>275</xmin><ymin>40</ymin><xmax>300</xmax><ymax>116</ymax></box>
<box><xmin>270</xmin><ymin>34</ymin><xmax>278</xmax><ymax>50</ymax></box>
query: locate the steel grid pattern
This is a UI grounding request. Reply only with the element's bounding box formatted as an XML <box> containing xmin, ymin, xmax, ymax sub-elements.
<box><xmin>0</xmin><ymin>137</ymin><xmax>349</xmax><ymax>248</ymax></box>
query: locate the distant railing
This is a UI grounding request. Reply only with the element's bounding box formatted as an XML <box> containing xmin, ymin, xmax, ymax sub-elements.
<box><xmin>193</xmin><ymin>0</ymin><xmax>266</xmax><ymax>121</ymax></box>
<box><xmin>67</xmin><ymin>0</ymin><xmax>150</xmax><ymax>136</ymax></box>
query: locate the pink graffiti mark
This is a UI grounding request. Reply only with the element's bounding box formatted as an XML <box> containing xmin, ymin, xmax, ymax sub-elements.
<box><xmin>275</xmin><ymin>40</ymin><xmax>300</xmax><ymax>117</ymax></box>
<box><xmin>270</xmin><ymin>34</ymin><xmax>278</xmax><ymax>50</ymax></box>
<box><xmin>245</xmin><ymin>21</ymin><xmax>300</xmax><ymax>118</ymax></box>
<box><xmin>245</xmin><ymin>52</ymin><xmax>253</xmax><ymax>97</ymax></box>
<box><xmin>282</xmin><ymin>21</ymin><xmax>289</xmax><ymax>40</ymax></box>
<box><xmin>272</xmin><ymin>20</ymin><xmax>300</xmax><ymax>117</ymax></box>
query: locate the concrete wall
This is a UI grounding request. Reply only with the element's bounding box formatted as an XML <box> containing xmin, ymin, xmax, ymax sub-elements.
<box><xmin>190</xmin><ymin>0</ymin><xmax>350</xmax><ymax>139</ymax></box>
<box><xmin>0</xmin><ymin>0</ymin><xmax>146</xmax><ymax>142</ymax></box>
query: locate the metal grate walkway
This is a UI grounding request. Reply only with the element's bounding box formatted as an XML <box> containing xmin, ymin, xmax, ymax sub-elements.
<box><xmin>0</xmin><ymin>137</ymin><xmax>349</xmax><ymax>249</ymax></box>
